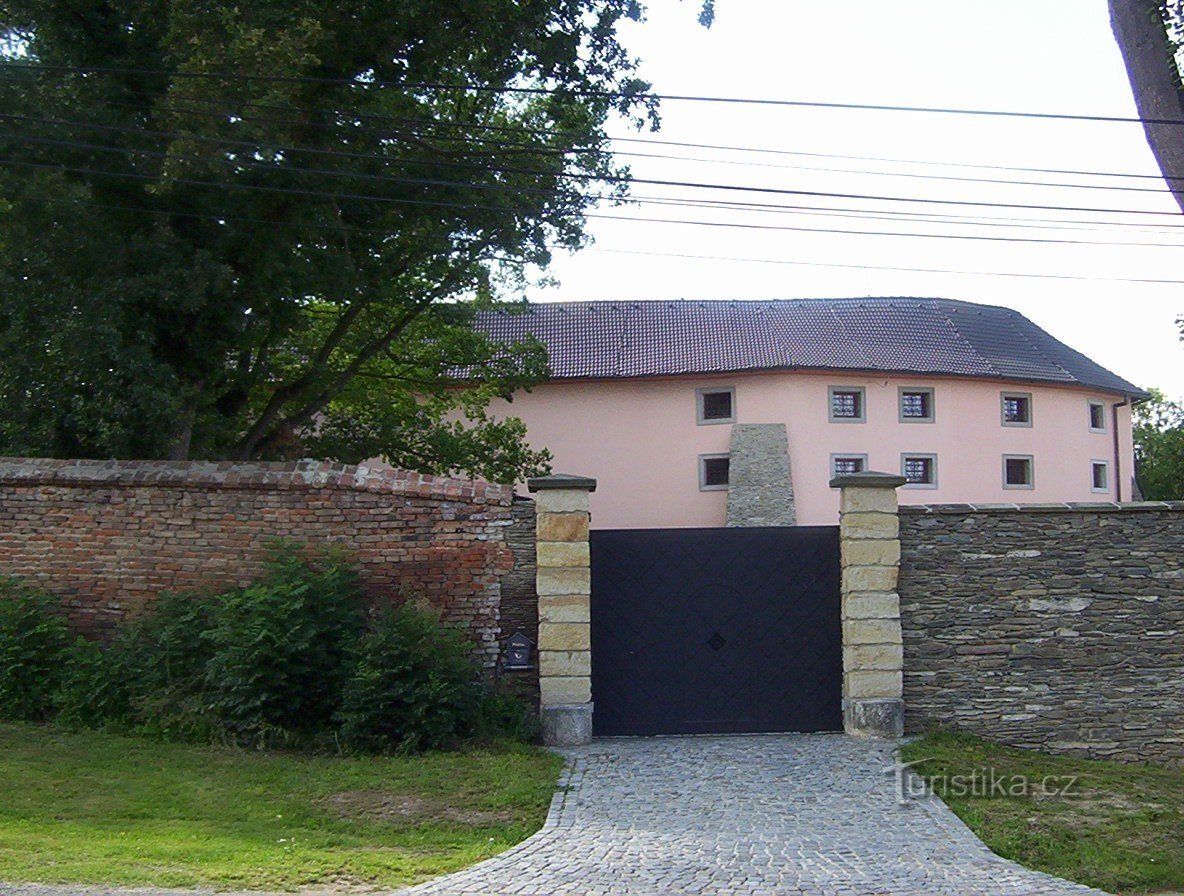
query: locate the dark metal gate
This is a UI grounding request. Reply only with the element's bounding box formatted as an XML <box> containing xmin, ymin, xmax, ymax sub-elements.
<box><xmin>590</xmin><ymin>526</ymin><xmax>841</xmax><ymax>737</ymax></box>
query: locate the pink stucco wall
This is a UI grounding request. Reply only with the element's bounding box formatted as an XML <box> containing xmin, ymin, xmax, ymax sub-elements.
<box><xmin>495</xmin><ymin>371</ymin><xmax>1136</xmax><ymax>528</ymax></box>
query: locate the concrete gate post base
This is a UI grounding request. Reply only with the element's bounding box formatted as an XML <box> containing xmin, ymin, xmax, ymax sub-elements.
<box><xmin>541</xmin><ymin>703</ymin><xmax>595</xmax><ymax>747</ymax></box>
<box><xmin>844</xmin><ymin>697</ymin><xmax>905</xmax><ymax>739</ymax></box>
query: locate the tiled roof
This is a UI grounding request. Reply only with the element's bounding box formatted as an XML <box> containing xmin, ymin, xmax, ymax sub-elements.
<box><xmin>473</xmin><ymin>298</ymin><xmax>1146</xmax><ymax>396</ymax></box>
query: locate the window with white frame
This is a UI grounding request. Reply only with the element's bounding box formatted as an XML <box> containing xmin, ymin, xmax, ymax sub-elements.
<box><xmin>829</xmin><ymin>386</ymin><xmax>865</xmax><ymax>422</ymax></box>
<box><xmin>831</xmin><ymin>454</ymin><xmax>868</xmax><ymax>477</ymax></box>
<box><xmin>1001</xmin><ymin>392</ymin><xmax>1033</xmax><ymax>426</ymax></box>
<box><xmin>696</xmin><ymin>387</ymin><xmax>735</xmax><ymax>424</ymax></box>
<box><xmin>899</xmin><ymin>387</ymin><xmax>935</xmax><ymax>423</ymax></box>
<box><xmin>1091</xmin><ymin>460</ymin><xmax>1109</xmax><ymax>493</ymax></box>
<box><xmin>1088</xmin><ymin>401</ymin><xmax>1107</xmax><ymax>433</ymax></box>
<box><xmin>699</xmin><ymin>454</ymin><xmax>730</xmax><ymax>491</ymax></box>
<box><xmin>901</xmin><ymin>453</ymin><xmax>937</xmax><ymax>487</ymax></box>
<box><xmin>1003</xmin><ymin>455</ymin><xmax>1034</xmax><ymax>489</ymax></box>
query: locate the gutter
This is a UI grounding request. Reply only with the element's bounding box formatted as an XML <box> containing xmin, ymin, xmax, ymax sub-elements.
<box><xmin>1112</xmin><ymin>394</ymin><xmax>1130</xmax><ymax>501</ymax></box>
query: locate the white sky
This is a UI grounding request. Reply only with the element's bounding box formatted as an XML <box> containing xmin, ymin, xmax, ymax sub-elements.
<box><xmin>524</xmin><ymin>0</ymin><xmax>1184</xmax><ymax>401</ymax></box>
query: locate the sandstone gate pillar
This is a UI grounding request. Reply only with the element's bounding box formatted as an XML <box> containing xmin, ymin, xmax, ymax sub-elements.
<box><xmin>829</xmin><ymin>472</ymin><xmax>907</xmax><ymax>738</ymax></box>
<box><xmin>527</xmin><ymin>474</ymin><xmax>597</xmax><ymax>746</ymax></box>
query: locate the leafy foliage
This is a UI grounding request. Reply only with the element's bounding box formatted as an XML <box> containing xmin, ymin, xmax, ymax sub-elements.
<box><xmin>115</xmin><ymin>590</ymin><xmax>217</xmax><ymax>740</ymax></box>
<box><xmin>0</xmin><ymin>0</ymin><xmax>704</xmax><ymax>476</ymax></box>
<box><xmin>0</xmin><ymin>577</ymin><xmax>71</xmax><ymax>720</ymax></box>
<box><xmin>53</xmin><ymin>636</ymin><xmax>132</xmax><ymax>731</ymax></box>
<box><xmin>202</xmin><ymin>547</ymin><xmax>363</xmax><ymax>747</ymax></box>
<box><xmin>1134</xmin><ymin>387</ymin><xmax>1184</xmax><ymax>500</ymax></box>
<box><xmin>339</xmin><ymin>602</ymin><xmax>485</xmax><ymax>753</ymax></box>
<box><xmin>3</xmin><ymin>545</ymin><xmax>532</xmax><ymax>752</ymax></box>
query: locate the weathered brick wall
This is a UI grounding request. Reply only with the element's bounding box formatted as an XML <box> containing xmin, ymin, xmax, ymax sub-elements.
<box><xmin>0</xmin><ymin>458</ymin><xmax>518</xmax><ymax>667</ymax></box>
<box><xmin>899</xmin><ymin>502</ymin><xmax>1184</xmax><ymax>765</ymax></box>
<box><xmin>496</xmin><ymin>497</ymin><xmax>540</xmax><ymax>706</ymax></box>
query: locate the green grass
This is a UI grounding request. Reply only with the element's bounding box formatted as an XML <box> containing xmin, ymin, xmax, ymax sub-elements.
<box><xmin>901</xmin><ymin>731</ymin><xmax>1184</xmax><ymax>895</ymax></box>
<box><xmin>0</xmin><ymin>722</ymin><xmax>564</xmax><ymax>891</ymax></box>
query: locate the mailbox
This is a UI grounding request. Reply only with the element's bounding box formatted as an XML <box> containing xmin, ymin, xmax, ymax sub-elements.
<box><xmin>503</xmin><ymin>631</ymin><xmax>534</xmax><ymax>670</ymax></box>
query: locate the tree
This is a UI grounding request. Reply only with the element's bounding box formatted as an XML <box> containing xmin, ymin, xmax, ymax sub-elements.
<box><xmin>1109</xmin><ymin>0</ymin><xmax>1184</xmax><ymax>214</ymax></box>
<box><xmin>1133</xmin><ymin>387</ymin><xmax>1184</xmax><ymax>499</ymax></box>
<box><xmin>0</xmin><ymin>1</ymin><xmax>707</xmax><ymax>479</ymax></box>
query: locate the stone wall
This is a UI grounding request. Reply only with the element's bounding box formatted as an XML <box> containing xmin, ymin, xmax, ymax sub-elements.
<box><xmin>0</xmin><ymin>458</ymin><xmax>518</xmax><ymax>667</ymax></box>
<box><xmin>899</xmin><ymin>502</ymin><xmax>1184</xmax><ymax>765</ymax></box>
<box><xmin>496</xmin><ymin>497</ymin><xmax>540</xmax><ymax>705</ymax></box>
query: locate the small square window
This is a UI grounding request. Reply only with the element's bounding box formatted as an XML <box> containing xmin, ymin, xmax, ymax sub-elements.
<box><xmin>899</xmin><ymin>387</ymin><xmax>934</xmax><ymax>423</ymax></box>
<box><xmin>831</xmin><ymin>454</ymin><xmax>867</xmax><ymax>476</ymax></box>
<box><xmin>1088</xmin><ymin>401</ymin><xmax>1106</xmax><ymax>433</ymax></box>
<box><xmin>901</xmin><ymin>454</ymin><xmax>937</xmax><ymax>488</ymax></box>
<box><xmin>699</xmin><ymin>454</ymin><xmax>730</xmax><ymax>491</ymax></box>
<box><xmin>1003</xmin><ymin>455</ymin><xmax>1034</xmax><ymax>489</ymax></box>
<box><xmin>1091</xmin><ymin>461</ymin><xmax>1109</xmax><ymax>493</ymax></box>
<box><xmin>829</xmin><ymin>386</ymin><xmax>865</xmax><ymax>422</ymax></box>
<box><xmin>696</xmin><ymin>387</ymin><xmax>735</xmax><ymax>424</ymax></box>
<box><xmin>1001</xmin><ymin>392</ymin><xmax>1032</xmax><ymax>426</ymax></box>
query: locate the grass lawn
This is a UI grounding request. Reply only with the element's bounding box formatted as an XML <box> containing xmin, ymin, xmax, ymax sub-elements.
<box><xmin>901</xmin><ymin>731</ymin><xmax>1184</xmax><ymax>895</ymax></box>
<box><xmin>0</xmin><ymin>722</ymin><xmax>564</xmax><ymax>891</ymax></box>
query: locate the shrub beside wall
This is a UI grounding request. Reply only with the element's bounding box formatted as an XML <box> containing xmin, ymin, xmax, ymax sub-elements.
<box><xmin>899</xmin><ymin>502</ymin><xmax>1184</xmax><ymax>765</ymax></box>
<box><xmin>0</xmin><ymin>459</ymin><xmax>520</xmax><ymax>668</ymax></box>
<box><xmin>0</xmin><ymin>549</ymin><xmax>529</xmax><ymax>751</ymax></box>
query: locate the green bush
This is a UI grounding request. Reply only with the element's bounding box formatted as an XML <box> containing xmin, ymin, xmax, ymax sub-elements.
<box><xmin>2</xmin><ymin>545</ymin><xmax>538</xmax><ymax>754</ymax></box>
<box><xmin>338</xmin><ymin>602</ymin><xmax>483</xmax><ymax>753</ymax></box>
<box><xmin>53</xmin><ymin>636</ymin><xmax>132</xmax><ymax>730</ymax></box>
<box><xmin>474</xmin><ymin>688</ymin><xmax>540</xmax><ymax>745</ymax></box>
<box><xmin>115</xmin><ymin>589</ymin><xmax>215</xmax><ymax>740</ymax></box>
<box><xmin>202</xmin><ymin>547</ymin><xmax>364</xmax><ymax>747</ymax></box>
<box><xmin>0</xmin><ymin>577</ymin><xmax>71</xmax><ymax>720</ymax></box>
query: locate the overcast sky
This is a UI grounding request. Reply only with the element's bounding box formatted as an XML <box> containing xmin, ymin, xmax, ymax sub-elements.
<box><xmin>524</xmin><ymin>0</ymin><xmax>1184</xmax><ymax>401</ymax></box>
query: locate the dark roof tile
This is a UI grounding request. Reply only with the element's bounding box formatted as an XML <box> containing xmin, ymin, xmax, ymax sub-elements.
<box><xmin>474</xmin><ymin>298</ymin><xmax>1144</xmax><ymax>396</ymax></box>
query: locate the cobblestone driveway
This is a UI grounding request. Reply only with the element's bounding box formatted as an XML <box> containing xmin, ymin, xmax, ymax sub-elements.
<box><xmin>399</xmin><ymin>733</ymin><xmax>1107</xmax><ymax>896</ymax></box>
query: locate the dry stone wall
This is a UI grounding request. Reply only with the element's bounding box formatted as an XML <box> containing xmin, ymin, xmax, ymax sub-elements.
<box><xmin>899</xmin><ymin>502</ymin><xmax>1184</xmax><ymax>765</ymax></box>
<box><xmin>496</xmin><ymin>497</ymin><xmax>540</xmax><ymax>704</ymax></box>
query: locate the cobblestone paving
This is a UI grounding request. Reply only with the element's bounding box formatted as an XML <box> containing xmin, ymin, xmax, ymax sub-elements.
<box><xmin>397</xmin><ymin>733</ymin><xmax>1109</xmax><ymax>896</ymax></box>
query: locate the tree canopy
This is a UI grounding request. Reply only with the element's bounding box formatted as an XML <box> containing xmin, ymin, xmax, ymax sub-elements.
<box><xmin>1134</xmin><ymin>386</ymin><xmax>1184</xmax><ymax>500</ymax></box>
<box><xmin>0</xmin><ymin>0</ymin><xmax>705</xmax><ymax>480</ymax></box>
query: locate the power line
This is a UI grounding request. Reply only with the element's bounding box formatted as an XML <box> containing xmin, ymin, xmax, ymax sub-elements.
<box><xmin>8</xmin><ymin>61</ymin><xmax>1184</xmax><ymax>127</ymax></box>
<box><xmin>13</xmin><ymin>154</ymin><xmax>1184</xmax><ymax>241</ymax></box>
<box><xmin>6</xmin><ymin>77</ymin><xmax>1178</xmax><ymax>186</ymax></box>
<box><xmin>589</xmin><ymin>248</ymin><xmax>1184</xmax><ymax>285</ymax></box>
<box><xmin>19</xmin><ymin>193</ymin><xmax>1183</xmax><ymax>287</ymax></box>
<box><xmin>26</xmin><ymin>192</ymin><xmax>1179</xmax><ymax>246</ymax></box>
<box><xmin>5</xmin><ymin>156</ymin><xmax>1183</xmax><ymax>249</ymax></box>
<box><xmin>5</xmin><ymin>130</ymin><xmax>1181</xmax><ymax>222</ymax></box>
<box><xmin>15</xmin><ymin>124</ymin><xmax>1184</xmax><ymax>235</ymax></box>
<box><xmin>5</xmin><ymin>111</ymin><xmax>1177</xmax><ymax>198</ymax></box>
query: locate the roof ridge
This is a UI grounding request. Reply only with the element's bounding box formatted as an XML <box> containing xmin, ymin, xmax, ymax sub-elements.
<box><xmin>511</xmin><ymin>296</ymin><xmax>1021</xmax><ymax>312</ymax></box>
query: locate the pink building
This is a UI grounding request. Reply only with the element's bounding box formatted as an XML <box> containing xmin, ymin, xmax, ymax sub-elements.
<box><xmin>476</xmin><ymin>299</ymin><xmax>1146</xmax><ymax>528</ymax></box>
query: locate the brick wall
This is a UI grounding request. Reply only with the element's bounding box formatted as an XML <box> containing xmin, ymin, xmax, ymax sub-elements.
<box><xmin>899</xmin><ymin>502</ymin><xmax>1184</xmax><ymax>765</ymax></box>
<box><xmin>0</xmin><ymin>458</ymin><xmax>520</xmax><ymax>667</ymax></box>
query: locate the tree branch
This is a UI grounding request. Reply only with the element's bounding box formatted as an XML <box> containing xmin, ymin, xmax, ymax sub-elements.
<box><xmin>1110</xmin><ymin>0</ymin><xmax>1184</xmax><ymax>214</ymax></box>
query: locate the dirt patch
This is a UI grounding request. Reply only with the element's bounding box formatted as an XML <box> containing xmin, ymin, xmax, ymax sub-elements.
<box><xmin>322</xmin><ymin>789</ymin><xmax>513</xmax><ymax>826</ymax></box>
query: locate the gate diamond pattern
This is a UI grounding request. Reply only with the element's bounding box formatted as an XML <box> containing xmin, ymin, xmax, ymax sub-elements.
<box><xmin>590</xmin><ymin>527</ymin><xmax>841</xmax><ymax>736</ymax></box>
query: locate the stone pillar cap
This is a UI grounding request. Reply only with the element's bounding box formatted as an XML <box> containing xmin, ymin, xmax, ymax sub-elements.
<box><xmin>829</xmin><ymin>471</ymin><xmax>908</xmax><ymax>489</ymax></box>
<box><xmin>528</xmin><ymin>473</ymin><xmax>598</xmax><ymax>493</ymax></box>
